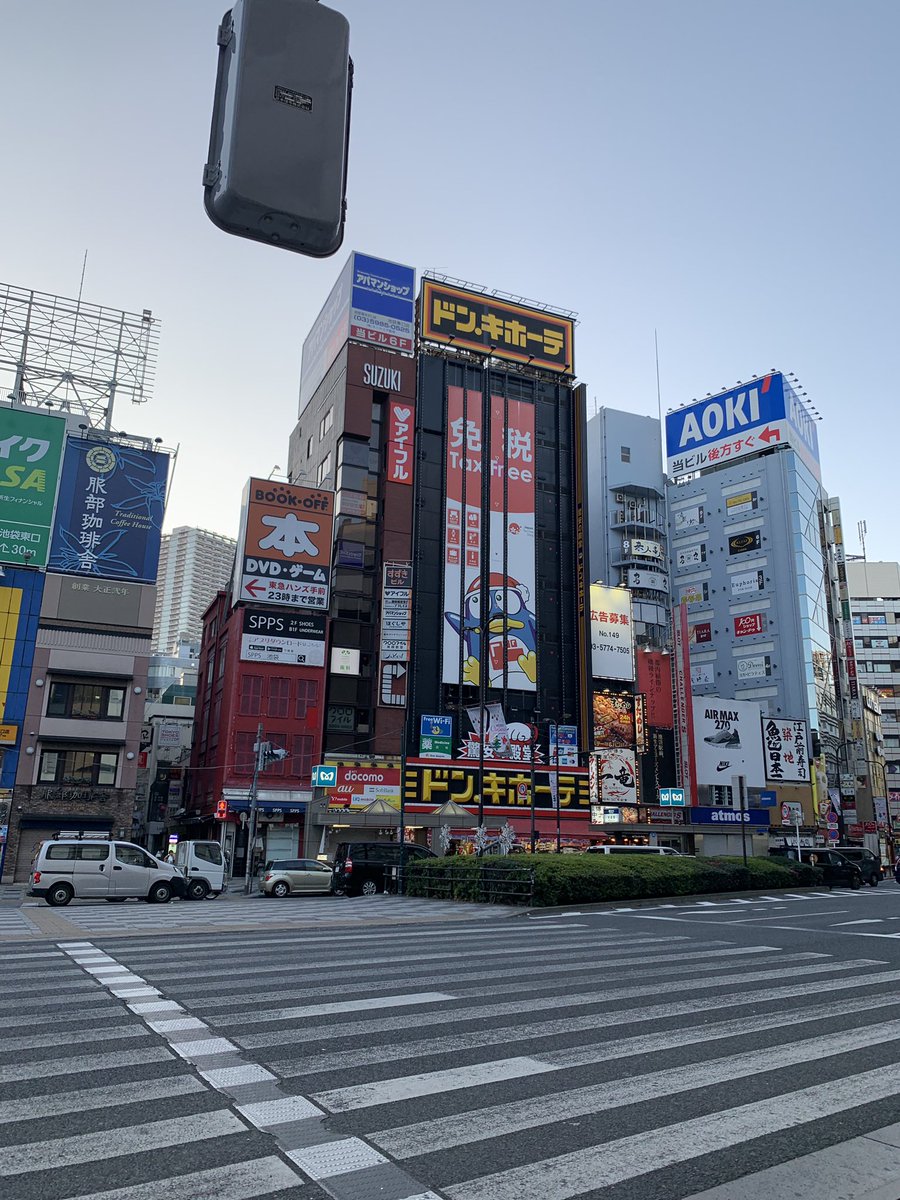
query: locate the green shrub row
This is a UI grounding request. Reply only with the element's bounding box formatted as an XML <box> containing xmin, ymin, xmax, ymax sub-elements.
<box><xmin>405</xmin><ymin>853</ymin><xmax>820</xmax><ymax>907</ymax></box>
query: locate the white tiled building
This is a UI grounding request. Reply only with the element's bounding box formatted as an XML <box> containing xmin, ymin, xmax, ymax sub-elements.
<box><xmin>152</xmin><ymin>526</ymin><xmax>235</xmax><ymax>653</ymax></box>
<box><xmin>847</xmin><ymin>560</ymin><xmax>900</xmax><ymax>795</ymax></box>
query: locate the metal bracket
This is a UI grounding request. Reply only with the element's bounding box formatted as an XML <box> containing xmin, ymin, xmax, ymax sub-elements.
<box><xmin>202</xmin><ymin>163</ymin><xmax>221</xmax><ymax>188</ymax></box>
<box><xmin>216</xmin><ymin>17</ymin><xmax>234</xmax><ymax>47</ymax></box>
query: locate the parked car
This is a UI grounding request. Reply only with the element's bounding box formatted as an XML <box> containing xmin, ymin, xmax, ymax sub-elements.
<box><xmin>259</xmin><ymin>858</ymin><xmax>334</xmax><ymax>898</ymax></box>
<box><xmin>832</xmin><ymin>846</ymin><xmax>884</xmax><ymax>887</ymax></box>
<box><xmin>769</xmin><ymin>847</ymin><xmax>862</xmax><ymax>889</ymax></box>
<box><xmin>29</xmin><ymin>832</ymin><xmax>187</xmax><ymax>906</ymax></box>
<box><xmin>584</xmin><ymin>845</ymin><xmax>684</xmax><ymax>856</ymax></box>
<box><xmin>331</xmin><ymin>841</ymin><xmax>436</xmax><ymax>896</ymax></box>
<box><xmin>174</xmin><ymin>839</ymin><xmax>227</xmax><ymax>900</ymax></box>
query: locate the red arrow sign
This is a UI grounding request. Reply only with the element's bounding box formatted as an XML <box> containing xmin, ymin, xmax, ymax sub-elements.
<box><xmin>243</xmin><ymin>579</ymin><xmax>265</xmax><ymax>598</ymax></box>
<box><xmin>759</xmin><ymin>426</ymin><xmax>781</xmax><ymax>445</ymax></box>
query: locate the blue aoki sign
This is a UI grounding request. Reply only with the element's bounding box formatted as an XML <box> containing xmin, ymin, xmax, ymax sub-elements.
<box><xmin>48</xmin><ymin>439</ymin><xmax>170</xmax><ymax>583</ymax></box>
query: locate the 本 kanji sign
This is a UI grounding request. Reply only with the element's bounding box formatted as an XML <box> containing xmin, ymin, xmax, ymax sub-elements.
<box><xmin>48</xmin><ymin>439</ymin><xmax>169</xmax><ymax>582</ymax></box>
<box><xmin>0</xmin><ymin>408</ymin><xmax>66</xmax><ymax>568</ymax></box>
<box><xmin>420</xmin><ymin>279</ymin><xmax>574</xmax><ymax>375</ymax></box>
<box><xmin>234</xmin><ymin>479</ymin><xmax>334</xmax><ymax>610</ymax></box>
<box><xmin>764</xmin><ymin>717</ymin><xmax>809</xmax><ymax>784</ymax></box>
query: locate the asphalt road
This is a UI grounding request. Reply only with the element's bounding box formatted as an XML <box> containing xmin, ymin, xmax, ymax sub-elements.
<box><xmin>6</xmin><ymin>885</ymin><xmax>900</xmax><ymax>1199</ymax></box>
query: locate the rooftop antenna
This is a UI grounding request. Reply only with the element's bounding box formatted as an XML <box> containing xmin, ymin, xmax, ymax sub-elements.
<box><xmin>858</xmin><ymin>519</ymin><xmax>867</xmax><ymax>561</ymax></box>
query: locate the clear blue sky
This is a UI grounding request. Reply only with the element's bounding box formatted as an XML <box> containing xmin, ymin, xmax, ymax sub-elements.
<box><xmin>2</xmin><ymin>1</ymin><xmax>897</xmax><ymax>559</ymax></box>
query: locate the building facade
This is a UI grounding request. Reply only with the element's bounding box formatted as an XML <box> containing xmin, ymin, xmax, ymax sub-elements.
<box><xmin>153</xmin><ymin>526</ymin><xmax>236</xmax><ymax>653</ymax></box>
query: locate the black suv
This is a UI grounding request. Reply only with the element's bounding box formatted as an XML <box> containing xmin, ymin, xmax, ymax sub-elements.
<box><xmin>332</xmin><ymin>841</ymin><xmax>436</xmax><ymax>896</ymax></box>
<box><xmin>832</xmin><ymin>846</ymin><xmax>884</xmax><ymax>887</ymax></box>
<box><xmin>770</xmin><ymin>847</ymin><xmax>862</xmax><ymax>889</ymax></box>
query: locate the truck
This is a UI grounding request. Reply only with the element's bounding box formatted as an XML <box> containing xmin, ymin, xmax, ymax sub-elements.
<box><xmin>173</xmin><ymin>840</ymin><xmax>227</xmax><ymax>900</ymax></box>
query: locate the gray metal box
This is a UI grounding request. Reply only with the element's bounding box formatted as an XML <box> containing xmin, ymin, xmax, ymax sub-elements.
<box><xmin>204</xmin><ymin>0</ymin><xmax>351</xmax><ymax>257</ymax></box>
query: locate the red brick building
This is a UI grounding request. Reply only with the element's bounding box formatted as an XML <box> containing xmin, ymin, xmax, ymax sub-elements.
<box><xmin>187</xmin><ymin>590</ymin><xmax>326</xmax><ymax>875</ymax></box>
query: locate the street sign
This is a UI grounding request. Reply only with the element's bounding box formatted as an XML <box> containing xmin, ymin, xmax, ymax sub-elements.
<box><xmin>659</xmin><ymin>788</ymin><xmax>686</xmax><ymax>807</ymax></box>
<box><xmin>827</xmin><ymin>828</ymin><xmax>840</xmax><ymax>841</ymax></box>
<box><xmin>311</xmin><ymin>765</ymin><xmax>337</xmax><ymax>788</ymax></box>
<box><xmin>781</xmin><ymin>802</ymin><xmax>803</xmax><ymax>825</ymax></box>
<box><xmin>758</xmin><ymin>789</ymin><xmax>777</xmax><ymax>807</ymax></box>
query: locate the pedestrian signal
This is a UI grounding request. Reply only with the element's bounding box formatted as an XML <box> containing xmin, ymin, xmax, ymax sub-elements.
<box><xmin>214</xmin><ymin>800</ymin><xmax>228</xmax><ymax>820</ymax></box>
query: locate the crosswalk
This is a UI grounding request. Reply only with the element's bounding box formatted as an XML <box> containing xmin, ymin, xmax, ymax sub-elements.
<box><xmin>17</xmin><ymin>893</ymin><xmax>511</xmax><ymax>933</ymax></box>
<box><xmin>13</xmin><ymin>914</ymin><xmax>891</xmax><ymax>1200</ymax></box>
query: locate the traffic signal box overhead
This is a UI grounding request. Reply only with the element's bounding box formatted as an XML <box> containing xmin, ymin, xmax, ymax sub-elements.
<box><xmin>204</xmin><ymin>0</ymin><xmax>352</xmax><ymax>258</ymax></box>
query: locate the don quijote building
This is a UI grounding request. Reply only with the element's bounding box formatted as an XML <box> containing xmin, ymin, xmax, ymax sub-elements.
<box><xmin>287</xmin><ymin>255</ymin><xmax>632</xmax><ymax>854</ymax></box>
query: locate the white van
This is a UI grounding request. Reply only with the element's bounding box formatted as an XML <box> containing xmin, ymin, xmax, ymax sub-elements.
<box><xmin>29</xmin><ymin>832</ymin><xmax>187</xmax><ymax>906</ymax></box>
<box><xmin>174</xmin><ymin>840</ymin><xmax>227</xmax><ymax>900</ymax></box>
<box><xmin>585</xmin><ymin>845</ymin><xmax>684</xmax><ymax>856</ymax></box>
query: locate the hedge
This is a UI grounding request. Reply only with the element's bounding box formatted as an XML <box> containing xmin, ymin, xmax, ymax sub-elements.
<box><xmin>405</xmin><ymin>853</ymin><xmax>821</xmax><ymax>907</ymax></box>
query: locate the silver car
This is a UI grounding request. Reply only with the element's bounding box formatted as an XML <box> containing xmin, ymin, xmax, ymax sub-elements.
<box><xmin>259</xmin><ymin>857</ymin><xmax>333</xmax><ymax>898</ymax></box>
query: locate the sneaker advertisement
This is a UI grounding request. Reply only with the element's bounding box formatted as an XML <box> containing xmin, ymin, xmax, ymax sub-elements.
<box><xmin>692</xmin><ymin>696</ymin><xmax>766</xmax><ymax>787</ymax></box>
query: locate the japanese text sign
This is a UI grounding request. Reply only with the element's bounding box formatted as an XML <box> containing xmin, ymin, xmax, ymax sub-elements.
<box><xmin>0</xmin><ymin>408</ymin><xmax>66</xmax><ymax>568</ymax></box>
<box><xmin>386</xmin><ymin>400</ymin><xmax>414</xmax><ymax>486</ymax></box>
<box><xmin>404</xmin><ymin>762</ymin><xmax>590</xmax><ymax>812</ymax></box>
<box><xmin>235</xmin><ymin>478</ymin><xmax>334</xmax><ymax>610</ymax></box>
<box><xmin>420</xmin><ymin>279</ymin><xmax>574</xmax><ymax>375</ymax></box>
<box><xmin>48</xmin><ymin>439</ymin><xmax>169</xmax><ymax>582</ymax></box>
<box><xmin>589</xmin><ymin>584</ymin><xmax>634</xmax><ymax>681</ymax></box>
<box><xmin>734</xmin><ymin>613</ymin><xmax>764</xmax><ymax>637</ymax></box>
<box><xmin>764</xmin><ymin>717</ymin><xmax>809</xmax><ymax>784</ymax></box>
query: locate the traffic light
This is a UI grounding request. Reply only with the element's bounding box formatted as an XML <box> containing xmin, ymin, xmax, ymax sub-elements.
<box><xmin>214</xmin><ymin>800</ymin><xmax>228</xmax><ymax>820</ymax></box>
<box><xmin>203</xmin><ymin>0</ymin><xmax>352</xmax><ymax>258</ymax></box>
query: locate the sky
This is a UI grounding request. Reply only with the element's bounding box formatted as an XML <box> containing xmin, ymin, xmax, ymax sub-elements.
<box><xmin>2</xmin><ymin>1</ymin><xmax>898</xmax><ymax>559</ymax></box>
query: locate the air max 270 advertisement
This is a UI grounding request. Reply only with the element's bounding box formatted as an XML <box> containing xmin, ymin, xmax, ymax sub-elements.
<box><xmin>691</xmin><ymin>696</ymin><xmax>765</xmax><ymax>788</ymax></box>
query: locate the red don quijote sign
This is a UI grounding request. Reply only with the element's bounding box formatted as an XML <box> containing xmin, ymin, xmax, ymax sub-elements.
<box><xmin>237</xmin><ymin>478</ymin><xmax>335</xmax><ymax>610</ymax></box>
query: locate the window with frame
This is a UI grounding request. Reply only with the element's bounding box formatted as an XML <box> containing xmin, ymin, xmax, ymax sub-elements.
<box><xmin>239</xmin><ymin>674</ymin><xmax>263</xmax><ymax>716</ymax></box>
<box><xmin>317</xmin><ymin>452</ymin><xmax>333</xmax><ymax>485</ymax></box>
<box><xmin>295</xmin><ymin>679</ymin><xmax>320</xmax><ymax>719</ymax></box>
<box><xmin>38</xmin><ymin>749</ymin><xmax>118</xmax><ymax>786</ymax></box>
<box><xmin>267</xmin><ymin>677</ymin><xmax>291</xmax><ymax>718</ymax></box>
<box><xmin>621</xmin><ymin>446</ymin><xmax>631</xmax><ymax>462</ymax></box>
<box><xmin>320</xmin><ymin>408</ymin><xmax>333</xmax><ymax>438</ymax></box>
<box><xmin>234</xmin><ymin>731</ymin><xmax>256</xmax><ymax>774</ymax></box>
<box><xmin>291</xmin><ymin>734</ymin><xmax>314</xmax><ymax>779</ymax></box>
<box><xmin>46</xmin><ymin>681</ymin><xmax>126</xmax><ymax>721</ymax></box>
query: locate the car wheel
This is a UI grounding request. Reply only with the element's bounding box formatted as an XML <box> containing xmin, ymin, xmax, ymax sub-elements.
<box><xmin>187</xmin><ymin>880</ymin><xmax>209</xmax><ymax>901</ymax></box>
<box><xmin>272</xmin><ymin>881</ymin><xmax>290</xmax><ymax>898</ymax></box>
<box><xmin>148</xmin><ymin>881</ymin><xmax>172</xmax><ymax>904</ymax></box>
<box><xmin>360</xmin><ymin>879</ymin><xmax>381</xmax><ymax>897</ymax></box>
<box><xmin>869</xmin><ymin>878</ymin><xmax>879</xmax><ymax>888</ymax></box>
<box><xmin>46</xmin><ymin>883</ymin><xmax>74</xmax><ymax>907</ymax></box>
<box><xmin>105</xmin><ymin>897</ymin><xmax>128</xmax><ymax>903</ymax></box>
<box><xmin>851</xmin><ymin>876</ymin><xmax>861</xmax><ymax>891</ymax></box>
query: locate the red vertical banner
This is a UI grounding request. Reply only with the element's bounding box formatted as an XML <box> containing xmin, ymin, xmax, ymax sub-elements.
<box><xmin>637</xmin><ymin>651</ymin><xmax>674</xmax><ymax>729</ymax></box>
<box><xmin>672</xmin><ymin>602</ymin><xmax>698</xmax><ymax>802</ymax></box>
<box><xmin>442</xmin><ymin>386</ymin><xmax>483</xmax><ymax>685</ymax></box>
<box><xmin>386</xmin><ymin>400</ymin><xmax>415</xmax><ymax>485</ymax></box>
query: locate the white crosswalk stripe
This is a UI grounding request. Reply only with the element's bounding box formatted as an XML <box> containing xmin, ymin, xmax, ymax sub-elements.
<box><xmin>82</xmin><ymin>912</ymin><xmax>900</xmax><ymax>1200</ymax></box>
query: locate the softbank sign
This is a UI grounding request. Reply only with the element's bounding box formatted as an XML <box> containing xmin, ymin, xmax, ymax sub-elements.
<box><xmin>665</xmin><ymin>372</ymin><xmax>821</xmax><ymax>480</ymax></box>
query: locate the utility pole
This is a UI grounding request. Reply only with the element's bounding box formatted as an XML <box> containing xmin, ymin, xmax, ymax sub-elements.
<box><xmin>243</xmin><ymin>723</ymin><xmax>288</xmax><ymax>895</ymax></box>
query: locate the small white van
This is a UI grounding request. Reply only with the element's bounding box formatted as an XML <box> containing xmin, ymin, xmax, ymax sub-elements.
<box><xmin>174</xmin><ymin>840</ymin><xmax>227</xmax><ymax>900</ymax></box>
<box><xmin>29</xmin><ymin>832</ymin><xmax>187</xmax><ymax>906</ymax></box>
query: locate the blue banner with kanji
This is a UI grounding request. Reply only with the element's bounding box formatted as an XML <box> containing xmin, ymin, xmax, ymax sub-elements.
<box><xmin>48</xmin><ymin>438</ymin><xmax>169</xmax><ymax>582</ymax></box>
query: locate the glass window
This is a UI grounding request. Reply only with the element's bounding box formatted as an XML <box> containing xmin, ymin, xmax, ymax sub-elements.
<box><xmin>621</xmin><ymin>446</ymin><xmax>631</xmax><ymax>462</ymax></box>
<box><xmin>291</xmin><ymin>733</ymin><xmax>314</xmax><ymax>778</ymax></box>
<box><xmin>78</xmin><ymin>845</ymin><xmax>110</xmax><ymax>861</ymax></box>
<box><xmin>46</xmin><ymin>681</ymin><xmax>127</xmax><ymax>721</ymax></box>
<box><xmin>115</xmin><ymin>844</ymin><xmax>153</xmax><ymax>868</ymax></box>
<box><xmin>46</xmin><ymin>844</ymin><xmax>76</xmax><ymax>860</ymax></box>
<box><xmin>234</xmin><ymin>731</ymin><xmax>256</xmax><ymax>774</ymax></box>
<box><xmin>194</xmin><ymin>843</ymin><xmax>222</xmax><ymax>865</ymax></box>
<box><xmin>38</xmin><ymin>750</ymin><xmax>118</xmax><ymax>786</ymax></box>
<box><xmin>316</xmin><ymin>452</ymin><xmax>333</xmax><ymax>485</ymax></box>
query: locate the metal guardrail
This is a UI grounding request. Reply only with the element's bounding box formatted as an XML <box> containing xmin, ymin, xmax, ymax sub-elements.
<box><xmin>406</xmin><ymin>863</ymin><xmax>535</xmax><ymax>906</ymax></box>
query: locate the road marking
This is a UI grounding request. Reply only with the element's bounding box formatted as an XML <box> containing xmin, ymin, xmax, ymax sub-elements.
<box><xmin>444</xmin><ymin>1065</ymin><xmax>900</xmax><ymax>1200</ymax></box>
<box><xmin>0</xmin><ymin>1075</ymin><xmax>204</xmax><ymax>1125</ymax></box>
<box><xmin>315</xmin><ymin>1056</ymin><xmax>557</xmax><ymax>1112</ymax></box>
<box><xmin>59</xmin><ymin>1155</ymin><xmax>304</xmax><ymax>1200</ymax></box>
<box><xmin>170</xmin><ymin>1037</ymin><xmax>239</xmax><ymax>1058</ymax></box>
<box><xmin>0</xmin><ymin>1024</ymin><xmax>150</xmax><ymax>1053</ymax></box>
<box><xmin>236</xmin><ymin>1095</ymin><xmax>323</xmax><ymax>1127</ymax></box>
<box><xmin>0</xmin><ymin>1046</ymin><xmax>173</xmax><ymax>1084</ymax></box>
<box><xmin>832</xmin><ymin>919</ymin><xmax>884</xmax><ymax>926</ymax></box>
<box><xmin>0</xmin><ymin>1112</ymin><xmax>247</xmax><ymax>1176</ymax></box>
<box><xmin>683</xmin><ymin>1121</ymin><xmax>900</xmax><ymax>1199</ymax></box>
<box><xmin>285</xmin><ymin>1137</ymin><xmax>388</xmax><ymax>1179</ymax></box>
<box><xmin>224</xmin><ymin>990</ymin><xmax>456</xmax><ymax>1025</ymax></box>
<box><xmin>374</xmin><ymin>1018</ymin><xmax>900</xmax><ymax>1158</ymax></box>
<box><xmin>198</xmin><ymin>1063</ymin><xmax>276</xmax><ymax>1087</ymax></box>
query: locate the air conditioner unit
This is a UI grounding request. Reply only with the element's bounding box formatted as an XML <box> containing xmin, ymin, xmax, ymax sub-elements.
<box><xmin>615</xmin><ymin>510</ymin><xmax>625</xmax><ymax>523</ymax></box>
<box><xmin>614</xmin><ymin>492</ymin><xmax>626</xmax><ymax>503</ymax></box>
